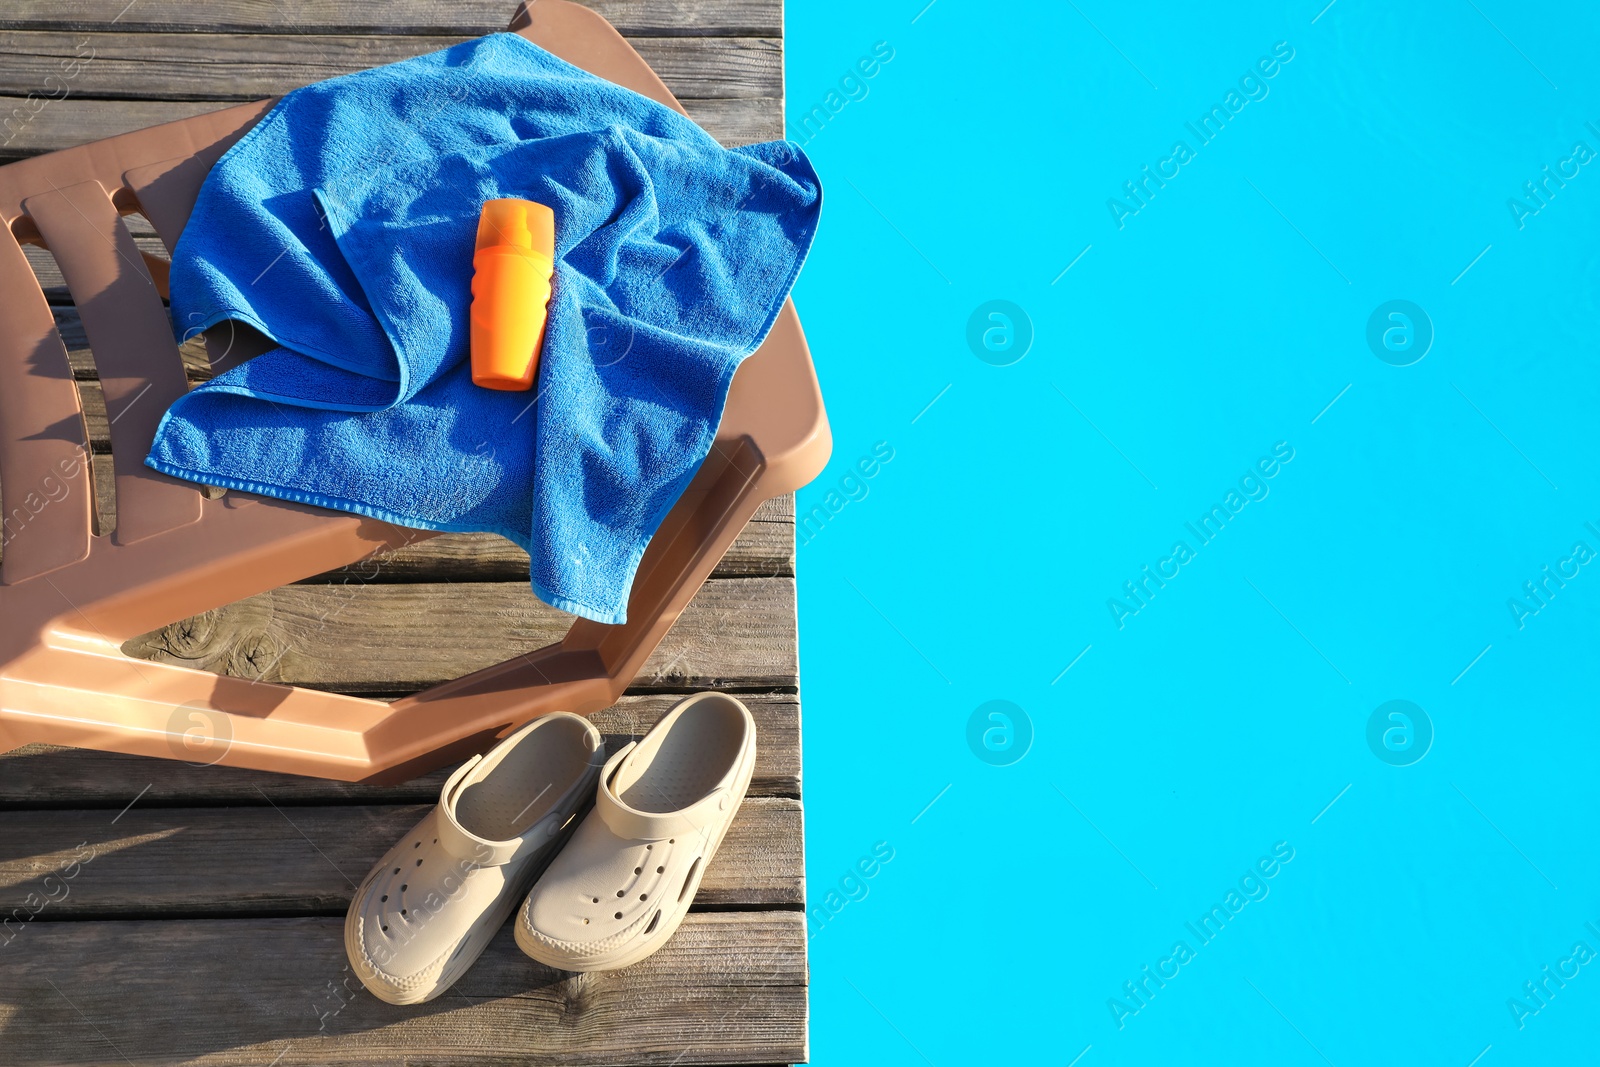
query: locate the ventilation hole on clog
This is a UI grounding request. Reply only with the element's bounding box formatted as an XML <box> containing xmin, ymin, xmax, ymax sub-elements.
<box><xmin>616</xmin><ymin>889</ymin><xmax>625</xmax><ymax>897</ymax></box>
<box><xmin>382</xmin><ymin>925</ymin><xmax>389</xmax><ymax>933</ymax></box>
<box><xmin>614</xmin><ymin>911</ymin><xmax>623</xmax><ymax>920</ymax></box>
<box><xmin>416</xmin><ymin>859</ymin><xmax>423</xmax><ymax>866</ymax></box>
<box><xmin>393</xmin><ymin>867</ymin><xmax>400</xmax><ymax>875</ymax></box>
<box><xmin>678</xmin><ymin>857</ymin><xmax>702</xmax><ymax>902</ymax></box>
<box><xmin>592</xmin><ymin>896</ymin><xmax>600</xmax><ymax>903</ymax></box>
<box><xmin>645</xmin><ymin>844</ymin><xmax>652</xmax><ymax>850</ymax></box>
<box><xmin>432</xmin><ymin>838</ymin><xmax>437</xmax><ymax>844</ymax></box>
<box><xmin>401</xmin><ymin>884</ymin><xmax>408</xmax><ymax>892</ymax></box>
<box><xmin>656</xmin><ymin>866</ymin><xmax>664</xmax><ymax>873</ymax></box>
<box><xmin>669</xmin><ymin>838</ymin><xmax>675</xmax><ymax>844</ymax></box>
<box><xmin>640</xmin><ymin>893</ymin><xmax>647</xmax><ymax>901</ymax></box>
<box><xmin>401</xmin><ymin>909</ymin><xmax>407</xmax><ymax>916</ymax></box>
<box><xmin>583</xmin><ymin>918</ymin><xmax>590</xmax><ymax>925</ymax></box>
<box><xmin>634</xmin><ymin>867</ymin><xmax>641</xmax><ymax>874</ymax></box>
<box><xmin>644</xmin><ymin>910</ymin><xmax>661</xmax><ymax>935</ymax></box>
<box><xmin>413</xmin><ymin>842</ymin><xmax>421</xmax><ymax>849</ymax></box>
<box><xmin>380</xmin><ymin>895</ymin><xmax>387</xmax><ymax>902</ymax></box>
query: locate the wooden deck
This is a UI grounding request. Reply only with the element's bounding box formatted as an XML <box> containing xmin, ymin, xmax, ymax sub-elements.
<box><xmin>0</xmin><ymin>3</ymin><xmax>804</xmax><ymax>1064</ymax></box>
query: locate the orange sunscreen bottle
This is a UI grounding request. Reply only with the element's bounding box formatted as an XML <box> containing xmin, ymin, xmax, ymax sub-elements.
<box><xmin>470</xmin><ymin>197</ymin><xmax>555</xmax><ymax>391</ymax></box>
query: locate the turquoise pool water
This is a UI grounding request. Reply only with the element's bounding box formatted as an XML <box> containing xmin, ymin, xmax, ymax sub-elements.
<box><xmin>787</xmin><ymin>1</ymin><xmax>1600</xmax><ymax>1063</ymax></box>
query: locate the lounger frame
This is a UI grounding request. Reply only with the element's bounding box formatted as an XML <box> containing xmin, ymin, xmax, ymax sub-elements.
<box><xmin>0</xmin><ymin>0</ymin><xmax>829</xmax><ymax>783</ymax></box>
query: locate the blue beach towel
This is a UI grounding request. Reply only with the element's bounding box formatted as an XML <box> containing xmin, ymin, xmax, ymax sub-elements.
<box><xmin>148</xmin><ymin>32</ymin><xmax>821</xmax><ymax>623</ymax></box>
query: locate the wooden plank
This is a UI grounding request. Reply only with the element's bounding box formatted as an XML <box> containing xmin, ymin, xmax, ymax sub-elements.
<box><xmin>0</xmin><ymin>94</ymin><xmax>781</xmax><ymax>162</ymax></box>
<box><xmin>309</xmin><ymin>521</ymin><xmax>793</xmax><ymax>581</ymax></box>
<box><xmin>0</xmin><ymin>914</ymin><xmax>807</xmax><ymax>1066</ymax></box>
<box><xmin>121</xmin><ymin>576</ymin><xmax>798</xmax><ymax>693</ymax></box>
<box><xmin>0</xmin><ymin>0</ymin><xmax>784</xmax><ymax>38</ymax></box>
<box><xmin>0</xmin><ymin>95</ymin><xmax>221</xmax><ymax>160</ymax></box>
<box><xmin>0</xmin><ymin>32</ymin><xmax>780</xmax><ymax>101</ymax></box>
<box><xmin>311</xmin><ymin>496</ymin><xmax>794</xmax><ymax>581</ymax></box>
<box><xmin>0</xmin><ymin>693</ymin><xmax>802</xmax><ymax>803</ymax></box>
<box><xmin>0</xmin><ymin>797</ymin><xmax>801</xmax><ymax>913</ymax></box>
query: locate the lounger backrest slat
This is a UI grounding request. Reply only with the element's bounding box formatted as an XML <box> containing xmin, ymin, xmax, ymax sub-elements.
<box><xmin>23</xmin><ymin>180</ymin><xmax>203</xmax><ymax>546</ymax></box>
<box><xmin>0</xmin><ymin>226</ymin><xmax>94</xmax><ymax>585</ymax></box>
<box><xmin>124</xmin><ymin>154</ymin><xmax>218</xmax><ymax>256</ymax></box>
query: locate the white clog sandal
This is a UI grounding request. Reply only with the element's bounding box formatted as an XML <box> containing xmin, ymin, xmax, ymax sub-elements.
<box><xmin>515</xmin><ymin>692</ymin><xmax>755</xmax><ymax>972</ymax></box>
<box><xmin>345</xmin><ymin>712</ymin><xmax>604</xmax><ymax>1004</ymax></box>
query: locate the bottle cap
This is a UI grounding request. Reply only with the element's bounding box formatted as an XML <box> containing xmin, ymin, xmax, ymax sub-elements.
<box><xmin>476</xmin><ymin>198</ymin><xmax>555</xmax><ymax>255</ymax></box>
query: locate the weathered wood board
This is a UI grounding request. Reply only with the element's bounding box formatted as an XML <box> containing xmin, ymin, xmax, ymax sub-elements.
<box><xmin>0</xmin><ymin>32</ymin><xmax>781</xmax><ymax>100</ymax></box>
<box><xmin>0</xmin><ymin>797</ymin><xmax>804</xmax><ymax>913</ymax></box>
<box><xmin>0</xmin><ymin>0</ymin><xmax>783</xmax><ymax>37</ymax></box>
<box><xmin>0</xmin><ymin>915</ymin><xmax>807</xmax><ymax>1066</ymax></box>
<box><xmin>120</xmin><ymin>576</ymin><xmax>798</xmax><ymax>693</ymax></box>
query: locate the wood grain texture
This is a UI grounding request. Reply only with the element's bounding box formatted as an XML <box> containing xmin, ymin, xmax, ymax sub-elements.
<box><xmin>0</xmin><ymin>914</ymin><xmax>806</xmax><ymax>1066</ymax></box>
<box><xmin>0</xmin><ymin>693</ymin><xmax>802</xmax><ymax>803</ymax></box>
<box><xmin>0</xmin><ymin>797</ymin><xmax>801</xmax><ymax>913</ymax></box>
<box><xmin>0</xmin><ymin>0</ymin><xmax>783</xmax><ymax>37</ymax></box>
<box><xmin>121</xmin><ymin>577</ymin><xmax>798</xmax><ymax>692</ymax></box>
<box><xmin>0</xmin><ymin>94</ymin><xmax>782</xmax><ymax>162</ymax></box>
<box><xmin>0</xmin><ymin>32</ymin><xmax>780</xmax><ymax>100</ymax></box>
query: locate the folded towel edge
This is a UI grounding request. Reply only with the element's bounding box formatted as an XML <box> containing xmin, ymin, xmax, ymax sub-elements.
<box><xmin>143</xmin><ymin>455</ymin><xmax>628</xmax><ymax>626</ymax></box>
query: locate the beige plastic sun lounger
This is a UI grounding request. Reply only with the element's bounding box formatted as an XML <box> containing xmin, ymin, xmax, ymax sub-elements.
<box><xmin>0</xmin><ymin>0</ymin><xmax>829</xmax><ymax>784</ymax></box>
